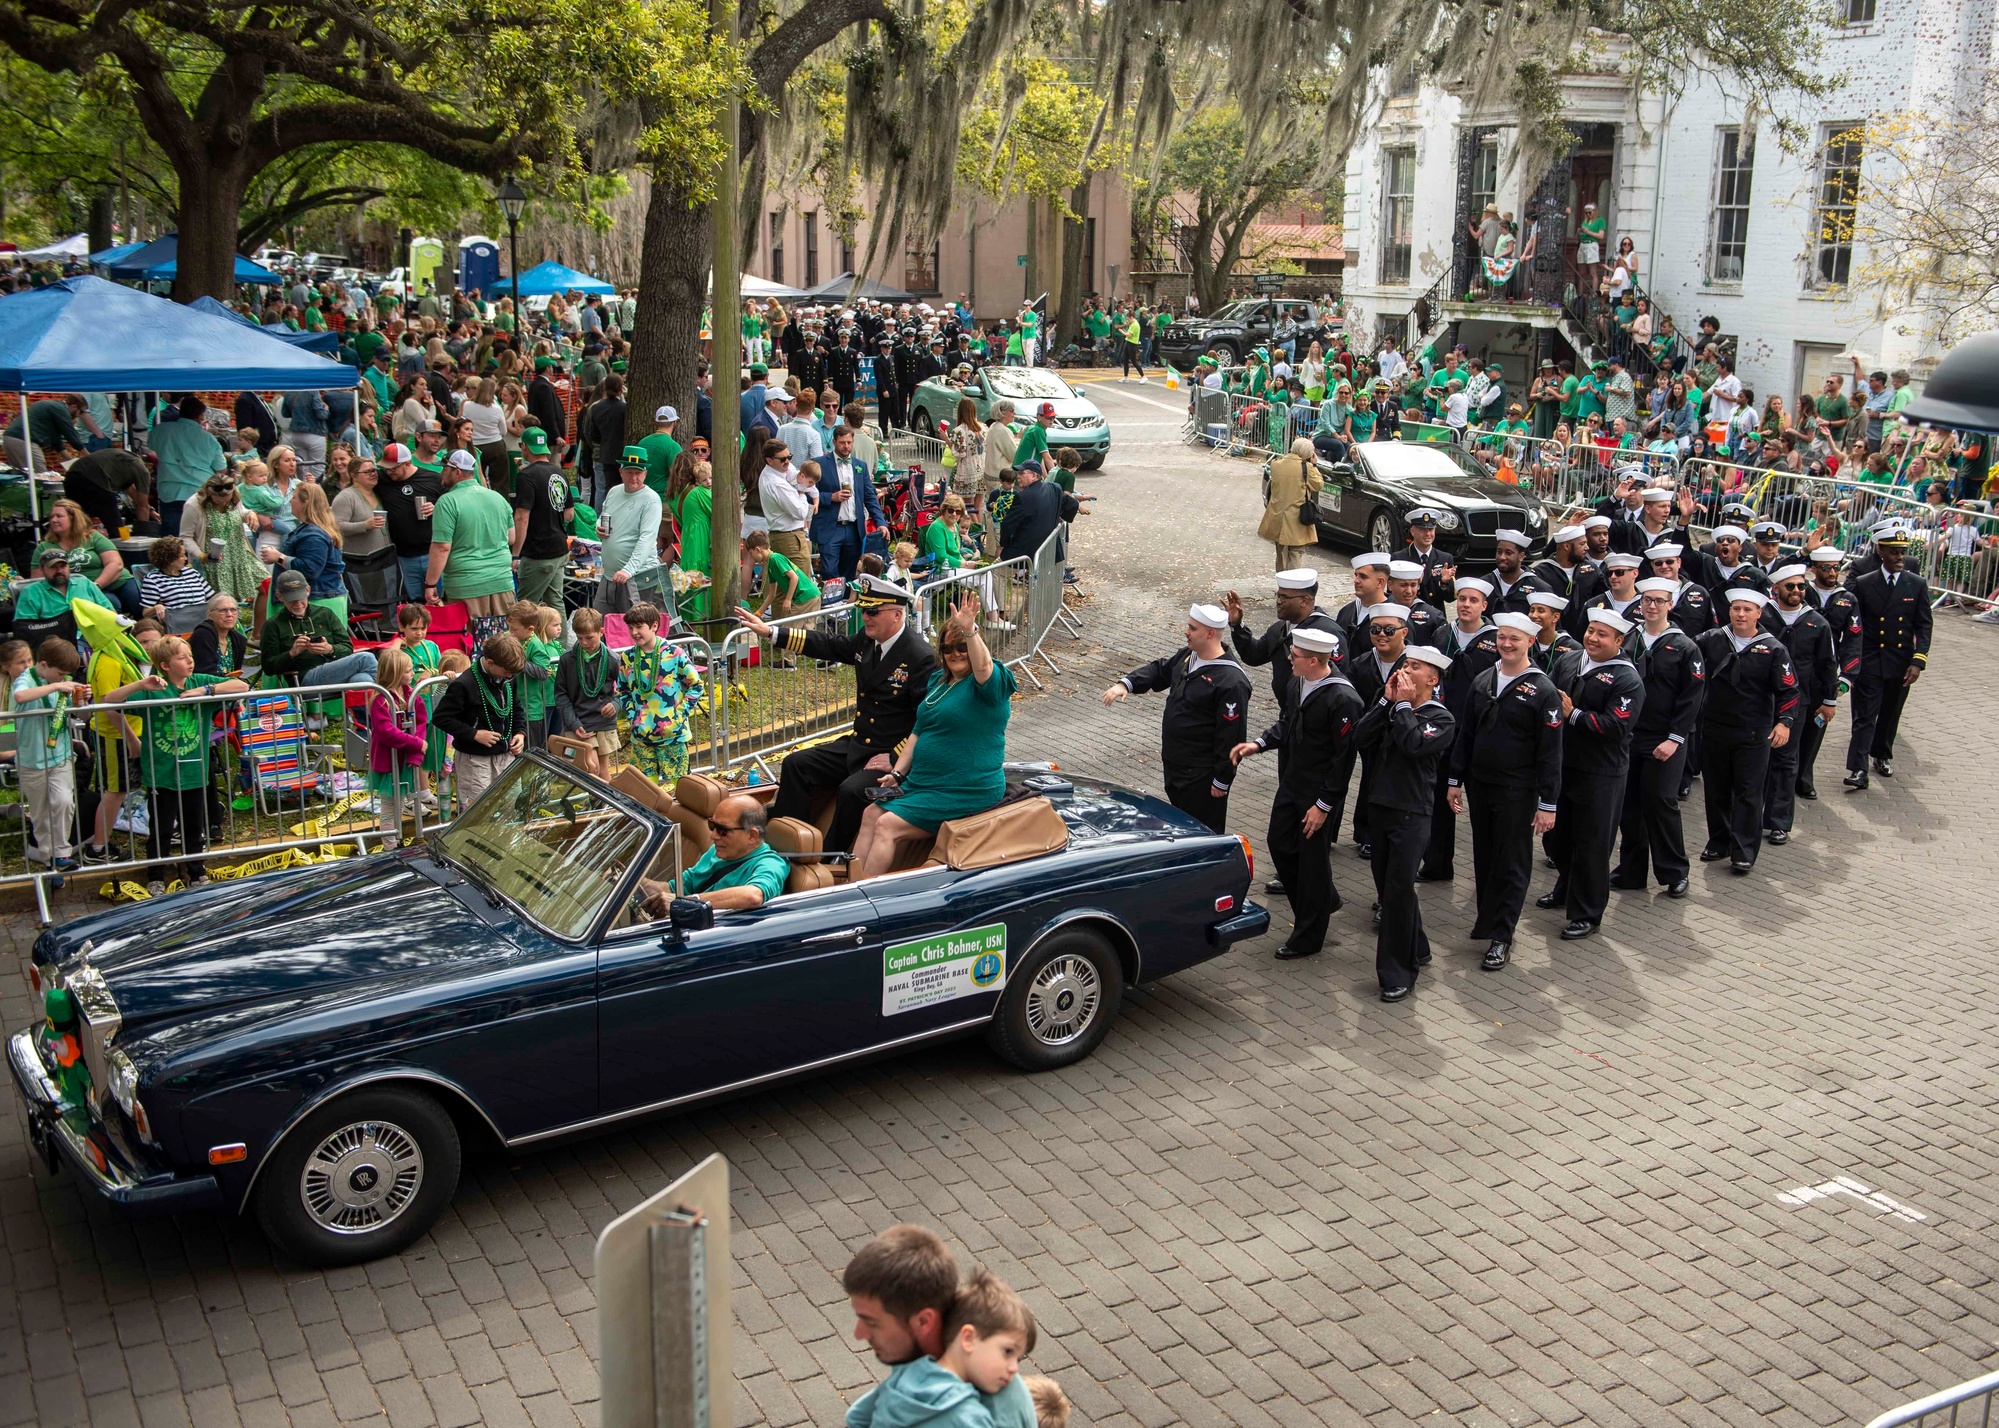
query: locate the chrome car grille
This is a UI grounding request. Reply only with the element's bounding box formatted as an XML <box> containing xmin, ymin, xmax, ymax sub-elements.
<box><xmin>1465</xmin><ymin>510</ymin><xmax>1499</xmax><ymax>537</ymax></box>
<box><xmin>64</xmin><ymin>958</ymin><xmax>122</xmax><ymax>1109</ymax></box>
<box><xmin>1056</xmin><ymin>416</ymin><xmax>1089</xmax><ymax>429</ymax></box>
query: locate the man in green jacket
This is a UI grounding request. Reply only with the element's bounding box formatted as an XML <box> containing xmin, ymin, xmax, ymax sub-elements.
<box><xmin>261</xmin><ymin>569</ymin><xmax>378</xmax><ymax>690</ymax></box>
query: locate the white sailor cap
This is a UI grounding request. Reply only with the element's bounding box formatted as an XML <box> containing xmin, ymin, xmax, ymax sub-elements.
<box><xmin>1808</xmin><ymin>546</ymin><xmax>1844</xmax><ymax>564</ymax></box>
<box><xmin>1274</xmin><ymin>568</ymin><xmax>1319</xmax><ymax>591</ymax></box>
<box><xmin>1552</xmin><ymin>524</ymin><xmax>1586</xmax><ymax>543</ymax></box>
<box><xmin>1387</xmin><ymin>560</ymin><xmax>1426</xmax><ymax>581</ymax></box>
<box><xmin>1640</xmin><ymin>487</ymin><xmax>1673</xmax><ymax>503</ymax></box>
<box><xmin>1768</xmin><ymin>564</ymin><xmax>1810</xmax><ymax>585</ymax></box>
<box><xmin>1724</xmin><ymin>587</ymin><xmax>1770</xmax><ymax>608</ymax></box>
<box><xmin>1635</xmin><ymin>577</ymin><xmax>1678</xmax><ymax>596</ymax></box>
<box><xmin>1713</xmin><ymin>524</ymin><xmax>1749</xmax><ymax>542</ymax></box>
<box><xmin>1454</xmin><ymin>576</ymin><xmax>1494</xmax><ymax>598</ymax></box>
<box><xmin>1353</xmin><ymin>552</ymin><xmax>1393</xmax><ymax>570</ymax></box>
<box><xmin>1527</xmin><ymin>591</ymin><xmax>1569</xmax><ymax>610</ymax></box>
<box><xmin>1582</xmin><ymin>515</ymin><xmax>1613</xmax><ymax>531</ymax></box>
<box><xmin>1291</xmin><ymin>627</ymin><xmax>1339</xmax><ymax>656</ymax></box>
<box><xmin>1588</xmin><ymin>609</ymin><xmax>1634</xmax><ymax>634</ymax></box>
<box><xmin>1402</xmin><ymin>644</ymin><xmax>1453</xmax><ymax>671</ymax></box>
<box><xmin>1189</xmin><ymin>602</ymin><xmax>1230</xmax><ymax>630</ymax></box>
<box><xmin>1371</xmin><ymin>602</ymin><xmax>1412</xmax><ymax>622</ymax></box>
<box><xmin>1605</xmin><ymin>553</ymin><xmax>1643</xmax><ymax>569</ymax></box>
<box><xmin>1644</xmin><ymin>543</ymin><xmax>1684</xmax><ymax>559</ymax></box>
<box><xmin>1494</xmin><ymin>529</ymin><xmax>1532</xmax><ymax>548</ymax></box>
<box><xmin>1493</xmin><ymin>613</ymin><xmax>1537</xmax><ymax>635</ymax></box>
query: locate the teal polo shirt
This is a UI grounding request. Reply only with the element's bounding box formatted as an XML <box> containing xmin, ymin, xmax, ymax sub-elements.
<box><xmin>682</xmin><ymin>843</ymin><xmax>789</xmax><ymax>904</ymax></box>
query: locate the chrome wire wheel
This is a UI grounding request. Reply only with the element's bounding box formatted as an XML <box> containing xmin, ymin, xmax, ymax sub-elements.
<box><xmin>1025</xmin><ymin>954</ymin><xmax>1102</xmax><ymax>1046</ymax></box>
<box><xmin>299</xmin><ymin>1119</ymin><xmax>425</xmax><ymax>1235</ymax></box>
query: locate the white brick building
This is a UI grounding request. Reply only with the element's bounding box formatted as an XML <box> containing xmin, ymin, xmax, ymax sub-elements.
<box><xmin>1339</xmin><ymin>4</ymin><xmax>1992</xmax><ymax>404</ymax></box>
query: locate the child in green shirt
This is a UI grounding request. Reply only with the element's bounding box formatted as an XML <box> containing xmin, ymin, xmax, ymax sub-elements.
<box><xmin>514</xmin><ymin>602</ymin><xmax>564</xmax><ymax>748</ymax></box>
<box><xmin>104</xmin><ymin>634</ymin><xmax>249</xmax><ymax>894</ymax></box>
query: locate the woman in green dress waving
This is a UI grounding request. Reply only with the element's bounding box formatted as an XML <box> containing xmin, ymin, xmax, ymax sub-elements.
<box><xmin>851</xmin><ymin>593</ymin><xmax>1016</xmax><ymax>879</ymax></box>
<box><xmin>667</xmin><ymin>453</ymin><xmax>713</xmax><ymax>622</ymax></box>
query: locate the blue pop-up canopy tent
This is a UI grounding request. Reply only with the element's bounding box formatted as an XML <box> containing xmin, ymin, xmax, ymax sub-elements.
<box><xmin>510</xmin><ymin>260</ymin><xmax>615</xmax><ymax>296</ymax></box>
<box><xmin>0</xmin><ymin>276</ymin><xmax>355</xmax><ymax>516</ymax></box>
<box><xmin>88</xmin><ymin>241</ymin><xmax>145</xmax><ymax>268</ymax></box>
<box><xmin>103</xmin><ymin>233</ymin><xmax>283</xmax><ymax>286</ymax></box>
<box><xmin>187</xmin><ymin>294</ymin><xmax>341</xmax><ymax>353</ymax></box>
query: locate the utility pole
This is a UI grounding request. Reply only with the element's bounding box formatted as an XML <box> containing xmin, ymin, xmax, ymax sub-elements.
<box><xmin>706</xmin><ymin>0</ymin><xmax>742</xmax><ymax>631</ymax></box>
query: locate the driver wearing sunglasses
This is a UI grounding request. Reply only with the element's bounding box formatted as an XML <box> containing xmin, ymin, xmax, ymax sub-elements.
<box><xmin>642</xmin><ymin>791</ymin><xmax>789</xmax><ymax>914</ymax></box>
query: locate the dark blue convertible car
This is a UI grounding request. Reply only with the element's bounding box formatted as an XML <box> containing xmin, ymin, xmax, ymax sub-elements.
<box><xmin>11</xmin><ymin>754</ymin><xmax>1266</xmax><ymax>1264</ymax></box>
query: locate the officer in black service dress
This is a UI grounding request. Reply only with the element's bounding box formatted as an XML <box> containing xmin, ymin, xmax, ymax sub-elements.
<box><xmin>1538</xmin><ymin>609</ymin><xmax>1646</xmax><ymax>940</ymax></box>
<box><xmin>1613</xmin><ymin>578</ymin><xmax>1705</xmax><ymax>897</ymax></box>
<box><xmin>740</xmin><ymin>575</ymin><xmax>937</xmax><ymax>853</ymax></box>
<box><xmin>1448</xmin><ymin>612</ymin><xmax>1563</xmax><ymax>971</ymax></box>
<box><xmin>1104</xmin><ymin>603</ymin><xmax>1253</xmax><ymax>833</ymax></box>
<box><xmin>1694</xmin><ymin>588</ymin><xmax>1799</xmax><ymax>872</ymax></box>
<box><xmin>1353</xmin><ymin>643</ymin><xmax>1456</xmax><ymax>1002</ymax></box>
<box><xmin>1230</xmin><ymin>627</ymin><xmax>1362</xmax><ymax>961</ymax></box>
<box><xmin>1759</xmin><ymin>564</ymin><xmax>1838</xmax><ymax>844</ymax></box>
<box><xmin>1842</xmin><ymin>527</ymin><xmax>1930</xmax><ymax>790</ymax></box>
<box><xmin>1396</xmin><ymin>508</ymin><xmax>1458</xmax><ymax>608</ymax></box>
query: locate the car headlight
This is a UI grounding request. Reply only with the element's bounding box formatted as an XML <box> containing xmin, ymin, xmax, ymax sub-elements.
<box><xmin>1431</xmin><ymin>510</ymin><xmax>1461</xmax><ymax>532</ymax></box>
<box><xmin>1525</xmin><ymin>508</ymin><xmax>1546</xmax><ymax>528</ymax></box>
<box><xmin>107</xmin><ymin>1049</ymin><xmax>155</xmax><ymax>1144</ymax></box>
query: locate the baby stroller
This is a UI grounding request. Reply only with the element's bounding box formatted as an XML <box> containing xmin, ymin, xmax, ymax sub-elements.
<box><xmin>878</xmin><ymin>462</ymin><xmax>943</xmax><ymax>545</ymax></box>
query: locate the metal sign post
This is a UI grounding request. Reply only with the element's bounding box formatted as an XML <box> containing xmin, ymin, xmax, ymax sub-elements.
<box><xmin>596</xmin><ymin>1153</ymin><xmax>732</xmax><ymax>1428</ymax></box>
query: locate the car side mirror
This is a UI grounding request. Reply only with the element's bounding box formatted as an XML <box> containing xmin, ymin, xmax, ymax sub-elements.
<box><xmin>669</xmin><ymin>897</ymin><xmax>714</xmax><ymax>935</ymax></box>
<box><xmin>1330</xmin><ymin>462</ymin><xmax>1356</xmax><ymax>484</ymax></box>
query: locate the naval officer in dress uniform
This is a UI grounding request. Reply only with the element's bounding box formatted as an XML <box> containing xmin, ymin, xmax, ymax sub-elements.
<box><xmin>741</xmin><ymin>574</ymin><xmax>938</xmax><ymax>852</ymax></box>
<box><xmin>1396</xmin><ymin>508</ymin><xmax>1459</xmax><ymax>608</ymax></box>
<box><xmin>1230</xmin><ymin>626</ymin><xmax>1362</xmax><ymax>960</ymax></box>
<box><xmin>1842</xmin><ymin>527</ymin><xmax>1930</xmax><ymax>790</ymax></box>
<box><xmin>1759</xmin><ymin>565</ymin><xmax>1837</xmax><ymax>844</ymax></box>
<box><xmin>1104</xmin><ymin>603</ymin><xmax>1254</xmax><ymax>832</ymax></box>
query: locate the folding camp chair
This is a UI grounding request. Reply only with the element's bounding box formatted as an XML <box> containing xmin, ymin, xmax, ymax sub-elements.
<box><xmin>232</xmin><ymin>691</ymin><xmax>328</xmax><ymax>816</ymax></box>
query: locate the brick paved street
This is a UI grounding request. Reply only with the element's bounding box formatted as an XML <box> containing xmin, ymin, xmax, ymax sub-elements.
<box><xmin>5</xmin><ymin>381</ymin><xmax>1999</xmax><ymax>1427</ymax></box>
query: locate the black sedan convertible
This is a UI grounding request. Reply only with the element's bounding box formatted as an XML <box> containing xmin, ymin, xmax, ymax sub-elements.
<box><xmin>11</xmin><ymin>754</ymin><xmax>1265</xmax><ymax>1264</ymax></box>
<box><xmin>1266</xmin><ymin>439</ymin><xmax>1549</xmax><ymax>566</ymax></box>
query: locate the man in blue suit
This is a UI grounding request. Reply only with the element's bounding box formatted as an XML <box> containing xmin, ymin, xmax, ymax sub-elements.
<box><xmin>813</xmin><ymin>425</ymin><xmax>886</xmax><ymax>582</ymax></box>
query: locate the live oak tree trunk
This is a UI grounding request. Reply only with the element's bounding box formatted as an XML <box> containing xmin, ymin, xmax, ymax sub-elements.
<box><xmin>626</xmin><ymin>184</ymin><xmax>709</xmax><ymax>448</ymax></box>
<box><xmin>1056</xmin><ymin>175</ymin><xmax>1091</xmax><ymax>348</ymax></box>
<box><xmin>172</xmin><ymin>162</ymin><xmax>254</xmax><ymax>302</ymax></box>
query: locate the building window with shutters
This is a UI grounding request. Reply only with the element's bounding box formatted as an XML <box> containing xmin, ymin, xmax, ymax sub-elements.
<box><xmin>1707</xmin><ymin>127</ymin><xmax>1755</xmax><ymax>283</ymax></box>
<box><xmin>769</xmin><ymin>212</ymin><xmax>784</xmax><ymax>286</ymax></box>
<box><xmin>1382</xmin><ymin>147</ymin><xmax>1416</xmax><ymax>285</ymax></box>
<box><xmin>804</xmin><ymin>210</ymin><xmax>819</xmax><ymax>288</ymax></box>
<box><xmin>1810</xmin><ymin>124</ymin><xmax>1863</xmax><ymax>288</ymax></box>
<box><xmin>1469</xmin><ymin>137</ymin><xmax>1499</xmax><ymax>222</ymax></box>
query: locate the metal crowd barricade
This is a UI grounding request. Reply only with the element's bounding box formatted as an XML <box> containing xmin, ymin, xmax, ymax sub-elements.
<box><xmin>1865</xmin><ymin>1367</ymin><xmax>1999</xmax><ymax>1428</ymax></box>
<box><xmin>1015</xmin><ymin>525</ymin><xmax>1081</xmax><ymax>682</ymax></box>
<box><xmin>1</xmin><ymin>679</ymin><xmax>416</xmax><ymax>924</ymax></box>
<box><xmin>882</xmin><ymin>426</ymin><xmax>947</xmax><ymax>473</ymax></box>
<box><xmin>912</xmin><ymin>551</ymin><xmax>1032</xmax><ymax>659</ymax></box>
<box><xmin>713</xmin><ymin>608</ymin><xmax>861</xmax><ymax>778</ymax></box>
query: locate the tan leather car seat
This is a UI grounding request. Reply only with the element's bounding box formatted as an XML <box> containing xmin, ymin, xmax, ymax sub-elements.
<box><xmin>672</xmin><ymin>772</ymin><xmax>726</xmax><ymax>857</ymax></box>
<box><xmin>767</xmin><ymin>817</ymin><xmax>835</xmax><ymax>895</ymax></box>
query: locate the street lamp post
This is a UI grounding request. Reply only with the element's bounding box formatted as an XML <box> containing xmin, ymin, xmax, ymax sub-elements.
<box><xmin>498</xmin><ymin>180</ymin><xmax>526</xmax><ymax>323</ymax></box>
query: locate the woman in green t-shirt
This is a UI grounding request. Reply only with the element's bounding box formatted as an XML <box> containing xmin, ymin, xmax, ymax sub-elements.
<box><xmin>922</xmin><ymin>495</ymin><xmax>970</xmax><ymax>570</ymax></box>
<box><xmin>36</xmin><ymin>498</ymin><xmax>143</xmax><ymax>615</ymax></box>
<box><xmin>667</xmin><ymin>454</ymin><xmax>713</xmax><ymax>622</ymax></box>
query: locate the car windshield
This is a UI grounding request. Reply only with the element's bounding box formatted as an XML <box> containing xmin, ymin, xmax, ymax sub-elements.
<box><xmin>1210</xmin><ymin>300</ymin><xmax>1270</xmax><ymax>324</ymax></box>
<box><xmin>434</xmin><ymin>758</ymin><xmax>653</xmax><ymax>939</ymax></box>
<box><xmin>985</xmin><ymin>370</ymin><xmax>1076</xmax><ymax>401</ymax></box>
<box><xmin>1359</xmin><ymin>441</ymin><xmax>1489</xmax><ymax>482</ymax></box>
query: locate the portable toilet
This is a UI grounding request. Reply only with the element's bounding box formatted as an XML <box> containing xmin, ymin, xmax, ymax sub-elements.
<box><xmin>409</xmin><ymin>236</ymin><xmax>444</xmax><ymax>296</ymax></box>
<box><xmin>459</xmin><ymin>236</ymin><xmax>501</xmax><ymax>300</ymax></box>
